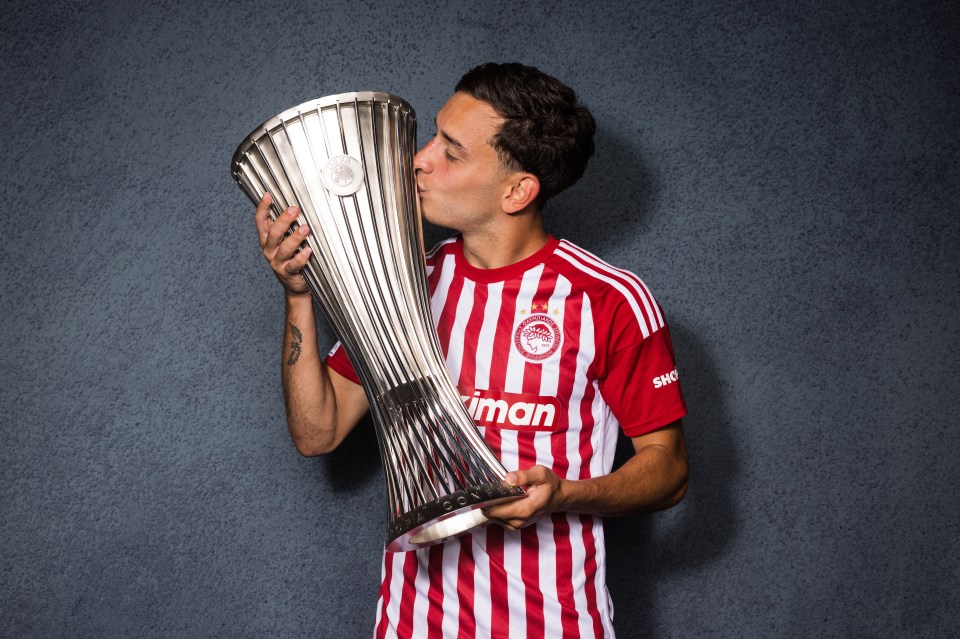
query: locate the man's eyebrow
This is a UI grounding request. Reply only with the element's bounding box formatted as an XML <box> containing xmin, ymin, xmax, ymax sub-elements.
<box><xmin>434</xmin><ymin>118</ymin><xmax>466</xmax><ymax>151</ymax></box>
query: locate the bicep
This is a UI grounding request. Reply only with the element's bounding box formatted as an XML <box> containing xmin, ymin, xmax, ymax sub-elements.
<box><xmin>328</xmin><ymin>367</ymin><xmax>370</xmax><ymax>442</ymax></box>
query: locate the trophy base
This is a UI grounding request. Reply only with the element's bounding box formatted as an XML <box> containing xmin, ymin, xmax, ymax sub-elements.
<box><xmin>386</xmin><ymin>482</ymin><xmax>525</xmax><ymax>552</ymax></box>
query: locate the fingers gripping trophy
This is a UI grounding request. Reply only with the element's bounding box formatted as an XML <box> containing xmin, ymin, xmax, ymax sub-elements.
<box><xmin>231</xmin><ymin>93</ymin><xmax>524</xmax><ymax>551</ymax></box>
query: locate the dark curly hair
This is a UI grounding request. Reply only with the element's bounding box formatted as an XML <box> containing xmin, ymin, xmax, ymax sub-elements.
<box><xmin>455</xmin><ymin>62</ymin><xmax>596</xmax><ymax>207</ymax></box>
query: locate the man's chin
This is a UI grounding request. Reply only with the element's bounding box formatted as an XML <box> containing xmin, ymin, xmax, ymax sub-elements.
<box><xmin>421</xmin><ymin>212</ymin><xmax>457</xmax><ymax>233</ymax></box>
<box><xmin>420</xmin><ymin>206</ymin><xmax>439</xmax><ymax>226</ymax></box>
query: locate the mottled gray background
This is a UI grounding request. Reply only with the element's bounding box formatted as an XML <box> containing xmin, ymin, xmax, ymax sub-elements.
<box><xmin>2</xmin><ymin>0</ymin><xmax>958</xmax><ymax>637</ymax></box>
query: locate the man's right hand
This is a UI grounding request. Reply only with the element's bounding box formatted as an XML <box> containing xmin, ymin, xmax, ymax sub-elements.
<box><xmin>254</xmin><ymin>192</ymin><xmax>313</xmax><ymax>297</ymax></box>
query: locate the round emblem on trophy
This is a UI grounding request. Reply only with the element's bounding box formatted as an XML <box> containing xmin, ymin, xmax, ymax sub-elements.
<box><xmin>321</xmin><ymin>155</ymin><xmax>365</xmax><ymax>196</ymax></box>
<box><xmin>514</xmin><ymin>314</ymin><xmax>562</xmax><ymax>362</ymax></box>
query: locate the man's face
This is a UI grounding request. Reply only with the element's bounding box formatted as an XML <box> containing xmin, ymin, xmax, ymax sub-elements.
<box><xmin>414</xmin><ymin>92</ymin><xmax>511</xmax><ymax>233</ymax></box>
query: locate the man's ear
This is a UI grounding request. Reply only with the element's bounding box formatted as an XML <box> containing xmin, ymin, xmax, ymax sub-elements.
<box><xmin>501</xmin><ymin>174</ymin><xmax>541</xmax><ymax>214</ymax></box>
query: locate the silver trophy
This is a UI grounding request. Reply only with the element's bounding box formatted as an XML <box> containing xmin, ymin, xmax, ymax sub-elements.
<box><xmin>231</xmin><ymin>92</ymin><xmax>524</xmax><ymax>551</ymax></box>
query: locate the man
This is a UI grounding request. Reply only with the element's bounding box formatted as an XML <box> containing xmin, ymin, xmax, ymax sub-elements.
<box><xmin>253</xmin><ymin>62</ymin><xmax>688</xmax><ymax>638</ymax></box>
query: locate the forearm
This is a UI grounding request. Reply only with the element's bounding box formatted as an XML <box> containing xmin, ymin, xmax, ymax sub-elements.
<box><xmin>253</xmin><ymin>196</ymin><xmax>367</xmax><ymax>455</ymax></box>
<box><xmin>280</xmin><ymin>293</ymin><xmax>346</xmax><ymax>456</ymax></box>
<box><xmin>488</xmin><ymin>423</ymin><xmax>688</xmax><ymax>530</ymax></box>
<box><xmin>556</xmin><ymin>431</ymin><xmax>688</xmax><ymax>517</ymax></box>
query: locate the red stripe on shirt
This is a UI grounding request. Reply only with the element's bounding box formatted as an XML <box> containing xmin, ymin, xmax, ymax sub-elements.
<box><xmin>374</xmin><ymin>553</ymin><xmax>395</xmax><ymax>639</ymax></box>
<box><xmin>553</xmin><ymin>289</ymin><xmax>585</xmax><ymax>638</ymax></box>
<box><xmin>426</xmin><ymin>545</ymin><xmax>446</xmax><ymax>638</ymax></box>
<box><xmin>395</xmin><ymin>552</ymin><xmax>420</xmax><ymax>638</ymax></box>
<box><xmin>435</xmin><ymin>270</ymin><xmax>464</xmax><ymax>357</ymax></box>
<box><xmin>580</xmin><ymin>515</ymin><xmax>604</xmax><ymax>638</ymax></box>
<box><xmin>456</xmin><ymin>536</ymin><xmax>477</xmax><ymax>638</ymax></box>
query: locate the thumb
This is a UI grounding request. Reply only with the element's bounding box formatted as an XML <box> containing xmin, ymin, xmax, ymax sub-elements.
<box><xmin>504</xmin><ymin>470</ymin><xmax>524</xmax><ymax>487</ymax></box>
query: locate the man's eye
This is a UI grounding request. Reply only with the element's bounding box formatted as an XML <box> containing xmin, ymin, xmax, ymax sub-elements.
<box><xmin>444</xmin><ymin>150</ymin><xmax>458</xmax><ymax>162</ymax></box>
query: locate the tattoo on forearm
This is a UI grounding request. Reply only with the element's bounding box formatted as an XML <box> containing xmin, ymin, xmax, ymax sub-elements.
<box><xmin>287</xmin><ymin>323</ymin><xmax>303</xmax><ymax>366</ymax></box>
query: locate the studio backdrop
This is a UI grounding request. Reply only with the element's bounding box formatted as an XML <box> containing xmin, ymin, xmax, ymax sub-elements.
<box><xmin>1</xmin><ymin>1</ymin><xmax>958</xmax><ymax>637</ymax></box>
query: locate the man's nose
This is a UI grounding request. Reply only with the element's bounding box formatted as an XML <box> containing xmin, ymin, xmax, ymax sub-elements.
<box><xmin>413</xmin><ymin>138</ymin><xmax>434</xmax><ymax>173</ymax></box>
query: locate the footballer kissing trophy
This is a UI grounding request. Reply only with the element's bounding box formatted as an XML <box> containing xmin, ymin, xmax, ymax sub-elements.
<box><xmin>231</xmin><ymin>92</ymin><xmax>524</xmax><ymax>551</ymax></box>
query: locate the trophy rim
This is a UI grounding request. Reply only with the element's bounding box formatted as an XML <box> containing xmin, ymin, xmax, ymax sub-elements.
<box><xmin>385</xmin><ymin>481</ymin><xmax>525</xmax><ymax>552</ymax></box>
<box><xmin>230</xmin><ymin>91</ymin><xmax>416</xmax><ymax>176</ymax></box>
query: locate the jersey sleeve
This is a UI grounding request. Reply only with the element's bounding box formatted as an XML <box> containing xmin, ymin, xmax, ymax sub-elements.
<box><xmin>325</xmin><ymin>341</ymin><xmax>361</xmax><ymax>385</ymax></box>
<box><xmin>599</xmin><ymin>324</ymin><xmax>688</xmax><ymax>437</ymax></box>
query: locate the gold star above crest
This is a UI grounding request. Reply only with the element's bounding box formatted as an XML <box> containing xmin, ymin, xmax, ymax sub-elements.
<box><xmin>521</xmin><ymin>303</ymin><xmax>562</xmax><ymax>316</ymax></box>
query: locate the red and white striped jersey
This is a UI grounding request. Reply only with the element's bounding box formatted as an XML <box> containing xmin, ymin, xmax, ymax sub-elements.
<box><xmin>327</xmin><ymin>236</ymin><xmax>687</xmax><ymax>639</ymax></box>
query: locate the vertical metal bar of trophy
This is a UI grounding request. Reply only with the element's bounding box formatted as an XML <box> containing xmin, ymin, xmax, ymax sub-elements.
<box><xmin>231</xmin><ymin>92</ymin><xmax>524</xmax><ymax>551</ymax></box>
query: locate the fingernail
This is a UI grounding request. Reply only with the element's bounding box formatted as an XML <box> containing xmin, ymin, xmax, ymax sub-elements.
<box><xmin>299</xmin><ymin>225</ymin><xmax>309</xmax><ymax>235</ymax></box>
<box><xmin>504</xmin><ymin>473</ymin><xmax>516</xmax><ymax>486</ymax></box>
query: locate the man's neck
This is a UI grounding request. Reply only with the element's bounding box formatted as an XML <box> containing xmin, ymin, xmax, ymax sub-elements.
<box><xmin>460</xmin><ymin>214</ymin><xmax>550</xmax><ymax>270</ymax></box>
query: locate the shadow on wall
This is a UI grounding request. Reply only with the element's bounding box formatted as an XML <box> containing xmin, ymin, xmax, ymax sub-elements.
<box><xmin>606</xmin><ymin>322</ymin><xmax>739</xmax><ymax>637</ymax></box>
<box><xmin>546</xmin><ymin>127</ymin><xmax>659</xmax><ymax>250</ymax></box>
<box><xmin>320</xmin><ymin>413</ymin><xmax>381</xmax><ymax>494</ymax></box>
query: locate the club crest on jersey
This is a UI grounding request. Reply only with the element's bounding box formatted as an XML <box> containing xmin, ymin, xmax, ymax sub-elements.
<box><xmin>514</xmin><ymin>313</ymin><xmax>562</xmax><ymax>362</ymax></box>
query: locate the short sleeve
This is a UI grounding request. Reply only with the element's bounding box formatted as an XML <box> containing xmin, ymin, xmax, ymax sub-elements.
<box><xmin>599</xmin><ymin>325</ymin><xmax>687</xmax><ymax>437</ymax></box>
<box><xmin>325</xmin><ymin>341</ymin><xmax>361</xmax><ymax>385</ymax></box>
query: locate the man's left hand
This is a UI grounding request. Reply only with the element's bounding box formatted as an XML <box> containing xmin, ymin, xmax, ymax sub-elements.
<box><xmin>484</xmin><ymin>465</ymin><xmax>565</xmax><ymax>531</ymax></box>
